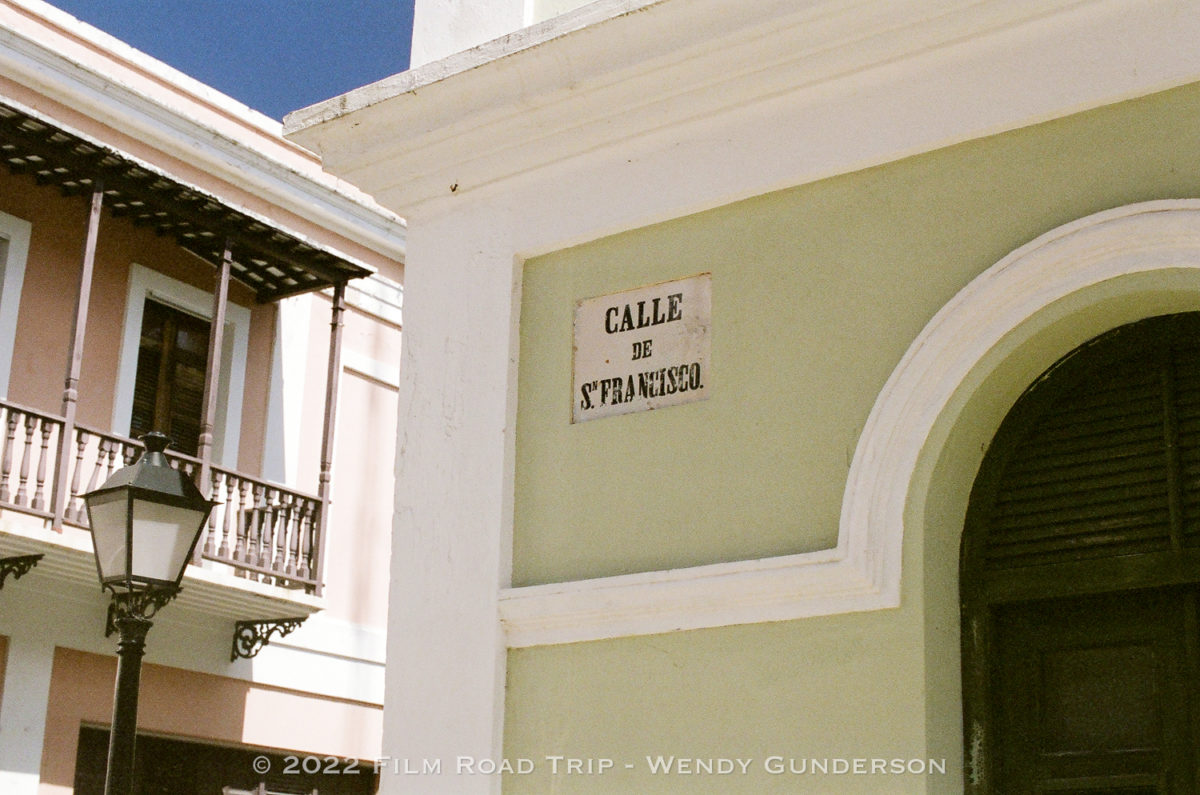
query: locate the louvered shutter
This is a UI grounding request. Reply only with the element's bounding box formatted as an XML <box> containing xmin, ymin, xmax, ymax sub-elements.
<box><xmin>969</xmin><ymin>313</ymin><xmax>1200</xmax><ymax>599</ymax></box>
<box><xmin>128</xmin><ymin>298</ymin><xmax>211</xmax><ymax>457</ymax></box>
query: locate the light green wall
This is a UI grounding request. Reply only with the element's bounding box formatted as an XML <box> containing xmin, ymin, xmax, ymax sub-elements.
<box><xmin>504</xmin><ymin>522</ymin><xmax>943</xmax><ymax>793</ymax></box>
<box><xmin>508</xmin><ymin>80</ymin><xmax>1200</xmax><ymax>791</ymax></box>
<box><xmin>514</xmin><ymin>80</ymin><xmax>1200</xmax><ymax>588</ymax></box>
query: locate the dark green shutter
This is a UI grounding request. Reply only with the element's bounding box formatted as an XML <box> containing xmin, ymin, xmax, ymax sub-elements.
<box><xmin>968</xmin><ymin>313</ymin><xmax>1200</xmax><ymax>599</ymax></box>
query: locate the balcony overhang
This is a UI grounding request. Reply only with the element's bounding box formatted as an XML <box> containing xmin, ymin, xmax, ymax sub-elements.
<box><xmin>0</xmin><ymin>98</ymin><xmax>372</xmax><ymax>303</ymax></box>
<box><xmin>0</xmin><ymin>509</ymin><xmax>323</xmax><ymax>621</ymax></box>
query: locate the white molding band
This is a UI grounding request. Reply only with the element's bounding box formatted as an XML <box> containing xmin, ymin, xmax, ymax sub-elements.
<box><xmin>499</xmin><ymin>200</ymin><xmax>1200</xmax><ymax>646</ymax></box>
<box><xmin>0</xmin><ymin>0</ymin><xmax>406</xmax><ymax>262</ymax></box>
<box><xmin>500</xmin><ymin>547</ymin><xmax>882</xmax><ymax>648</ymax></box>
<box><xmin>287</xmin><ymin>0</ymin><xmax>1200</xmax><ymax>230</ymax></box>
<box><xmin>343</xmin><ymin>273</ymin><xmax>403</xmax><ymax>327</ymax></box>
<box><xmin>342</xmin><ymin>349</ymin><xmax>401</xmax><ymax>389</ymax></box>
<box><xmin>248</xmin><ymin>614</ymin><xmax>387</xmax><ymax>706</ymax></box>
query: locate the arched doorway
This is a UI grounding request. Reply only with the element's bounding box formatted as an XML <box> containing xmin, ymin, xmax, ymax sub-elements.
<box><xmin>961</xmin><ymin>312</ymin><xmax>1200</xmax><ymax>793</ymax></box>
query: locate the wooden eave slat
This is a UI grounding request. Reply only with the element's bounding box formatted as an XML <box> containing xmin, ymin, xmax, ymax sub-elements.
<box><xmin>0</xmin><ymin>102</ymin><xmax>369</xmax><ymax>301</ymax></box>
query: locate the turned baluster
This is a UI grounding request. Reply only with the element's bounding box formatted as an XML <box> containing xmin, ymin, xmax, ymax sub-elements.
<box><xmin>244</xmin><ymin>483</ymin><xmax>266</xmax><ymax>581</ymax></box>
<box><xmin>258</xmin><ymin>488</ymin><xmax>278</xmax><ymax>584</ymax></box>
<box><xmin>233</xmin><ymin>480</ymin><xmax>252</xmax><ymax>576</ymax></box>
<box><xmin>217</xmin><ymin>473</ymin><xmax>238</xmax><ymax>558</ymax></box>
<box><xmin>99</xmin><ymin>440</ymin><xmax>117</xmax><ymax>481</ymax></box>
<box><xmin>0</xmin><ymin>409</ymin><xmax>17</xmax><ymax>503</ymax></box>
<box><xmin>31</xmin><ymin>419</ymin><xmax>53</xmax><ymax>511</ymax></box>
<box><xmin>199</xmin><ymin>469</ymin><xmax>222</xmax><ymax>560</ymax></box>
<box><xmin>293</xmin><ymin>501</ymin><xmax>312</xmax><ymax>582</ymax></box>
<box><xmin>274</xmin><ymin>493</ymin><xmax>293</xmax><ymax>579</ymax></box>
<box><xmin>286</xmin><ymin>497</ymin><xmax>304</xmax><ymax>578</ymax></box>
<box><xmin>68</xmin><ymin>430</ymin><xmax>89</xmax><ymax>522</ymax></box>
<box><xmin>15</xmin><ymin>415</ymin><xmax>35</xmax><ymax>507</ymax></box>
<box><xmin>85</xmin><ymin>439</ymin><xmax>112</xmax><ymax>500</ymax></box>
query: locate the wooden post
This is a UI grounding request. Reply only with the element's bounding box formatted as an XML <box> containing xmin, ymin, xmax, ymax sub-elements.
<box><xmin>192</xmin><ymin>240</ymin><xmax>232</xmax><ymax>564</ymax></box>
<box><xmin>196</xmin><ymin>239</ymin><xmax>232</xmax><ymax>492</ymax></box>
<box><xmin>52</xmin><ymin>183</ymin><xmax>104</xmax><ymax>530</ymax></box>
<box><xmin>314</xmin><ymin>281</ymin><xmax>347</xmax><ymax>596</ymax></box>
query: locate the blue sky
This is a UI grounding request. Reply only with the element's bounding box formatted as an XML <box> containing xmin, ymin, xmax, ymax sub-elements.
<box><xmin>43</xmin><ymin>1</ymin><xmax>415</xmax><ymax>121</ymax></box>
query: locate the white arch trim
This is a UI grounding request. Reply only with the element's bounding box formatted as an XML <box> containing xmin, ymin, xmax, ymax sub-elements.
<box><xmin>847</xmin><ymin>199</ymin><xmax>1200</xmax><ymax>612</ymax></box>
<box><xmin>500</xmin><ymin>200</ymin><xmax>1200</xmax><ymax>647</ymax></box>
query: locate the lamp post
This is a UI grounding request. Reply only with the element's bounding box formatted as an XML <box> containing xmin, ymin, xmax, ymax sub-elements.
<box><xmin>83</xmin><ymin>432</ymin><xmax>216</xmax><ymax>795</ymax></box>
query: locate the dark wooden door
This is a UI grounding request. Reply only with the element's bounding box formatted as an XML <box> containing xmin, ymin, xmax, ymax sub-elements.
<box><xmin>961</xmin><ymin>314</ymin><xmax>1200</xmax><ymax>793</ymax></box>
<box><xmin>991</xmin><ymin>590</ymin><xmax>1196</xmax><ymax>793</ymax></box>
<box><xmin>73</xmin><ymin>726</ymin><xmax>378</xmax><ymax>794</ymax></box>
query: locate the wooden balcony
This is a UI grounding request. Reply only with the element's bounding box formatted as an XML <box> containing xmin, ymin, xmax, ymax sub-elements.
<box><xmin>0</xmin><ymin>397</ymin><xmax>323</xmax><ymax>595</ymax></box>
<box><xmin>0</xmin><ymin>99</ymin><xmax>368</xmax><ymax>619</ymax></box>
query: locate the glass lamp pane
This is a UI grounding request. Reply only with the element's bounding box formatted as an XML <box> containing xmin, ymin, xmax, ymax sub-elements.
<box><xmin>87</xmin><ymin>491</ymin><xmax>129</xmax><ymax>581</ymax></box>
<box><xmin>129</xmin><ymin>499</ymin><xmax>205</xmax><ymax>584</ymax></box>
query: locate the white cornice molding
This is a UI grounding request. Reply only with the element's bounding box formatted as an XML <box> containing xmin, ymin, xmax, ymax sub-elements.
<box><xmin>287</xmin><ymin>0</ymin><xmax>1200</xmax><ymax>227</ymax></box>
<box><xmin>291</xmin><ymin>0</ymin><xmax>664</xmax><ymax>128</ymax></box>
<box><xmin>4</xmin><ymin>0</ymin><xmax>283</xmax><ymax>135</ymax></box>
<box><xmin>0</xmin><ymin>0</ymin><xmax>406</xmax><ymax>263</ymax></box>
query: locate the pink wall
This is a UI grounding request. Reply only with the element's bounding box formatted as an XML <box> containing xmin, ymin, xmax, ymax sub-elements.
<box><xmin>0</xmin><ymin>34</ymin><xmax>401</xmax><ymax>790</ymax></box>
<box><xmin>0</xmin><ymin>165</ymin><xmax>402</xmax><ymax>630</ymax></box>
<box><xmin>312</xmin><ymin>295</ymin><xmax>402</xmax><ymax>629</ymax></box>
<box><xmin>1</xmin><ymin>168</ymin><xmax>401</xmax><ymax>633</ymax></box>
<box><xmin>39</xmin><ymin>647</ymin><xmax>382</xmax><ymax>790</ymax></box>
<box><xmin>0</xmin><ymin>166</ymin><xmax>270</xmax><ymax>470</ymax></box>
<box><xmin>0</xmin><ymin>74</ymin><xmax>400</xmax><ymax>279</ymax></box>
<box><xmin>328</xmin><ymin>369</ymin><xmax>398</xmax><ymax>628</ymax></box>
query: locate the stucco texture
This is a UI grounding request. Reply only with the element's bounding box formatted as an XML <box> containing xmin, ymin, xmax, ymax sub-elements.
<box><xmin>515</xmin><ymin>79</ymin><xmax>1200</xmax><ymax>588</ymax></box>
<box><xmin>506</xmin><ymin>81</ymin><xmax>1200</xmax><ymax>791</ymax></box>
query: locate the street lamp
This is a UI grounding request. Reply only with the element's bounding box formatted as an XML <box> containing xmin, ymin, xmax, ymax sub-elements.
<box><xmin>83</xmin><ymin>432</ymin><xmax>216</xmax><ymax>795</ymax></box>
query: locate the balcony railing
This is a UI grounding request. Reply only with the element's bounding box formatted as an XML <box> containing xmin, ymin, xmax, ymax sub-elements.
<box><xmin>0</xmin><ymin>398</ymin><xmax>322</xmax><ymax>594</ymax></box>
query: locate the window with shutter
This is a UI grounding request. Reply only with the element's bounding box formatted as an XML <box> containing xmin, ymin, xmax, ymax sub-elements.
<box><xmin>129</xmin><ymin>298</ymin><xmax>210</xmax><ymax>457</ymax></box>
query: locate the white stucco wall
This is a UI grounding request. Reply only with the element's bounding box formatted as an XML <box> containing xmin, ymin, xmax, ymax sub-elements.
<box><xmin>409</xmin><ymin>0</ymin><xmax>635</xmax><ymax>67</ymax></box>
<box><xmin>287</xmin><ymin>2</ymin><xmax>1200</xmax><ymax>792</ymax></box>
<box><xmin>410</xmin><ymin>0</ymin><xmax>525</xmax><ymax>66</ymax></box>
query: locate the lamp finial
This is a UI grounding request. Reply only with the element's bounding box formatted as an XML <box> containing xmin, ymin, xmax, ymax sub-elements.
<box><xmin>139</xmin><ymin>432</ymin><xmax>172</xmax><ymax>455</ymax></box>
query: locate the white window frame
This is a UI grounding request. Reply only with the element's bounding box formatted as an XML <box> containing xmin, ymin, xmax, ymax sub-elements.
<box><xmin>263</xmin><ymin>294</ymin><xmax>309</xmax><ymax>486</ymax></box>
<box><xmin>0</xmin><ymin>210</ymin><xmax>31</xmax><ymax>399</ymax></box>
<box><xmin>111</xmin><ymin>264</ymin><xmax>249</xmax><ymax>467</ymax></box>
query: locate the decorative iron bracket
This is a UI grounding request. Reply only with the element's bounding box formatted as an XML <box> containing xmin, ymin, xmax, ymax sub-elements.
<box><xmin>0</xmin><ymin>554</ymin><xmax>42</xmax><ymax>588</ymax></box>
<box><xmin>231</xmin><ymin>617</ymin><xmax>307</xmax><ymax>661</ymax></box>
<box><xmin>105</xmin><ymin>589</ymin><xmax>179</xmax><ymax>637</ymax></box>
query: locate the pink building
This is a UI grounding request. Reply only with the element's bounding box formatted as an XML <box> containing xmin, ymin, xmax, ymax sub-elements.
<box><xmin>0</xmin><ymin>1</ymin><xmax>404</xmax><ymax>791</ymax></box>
